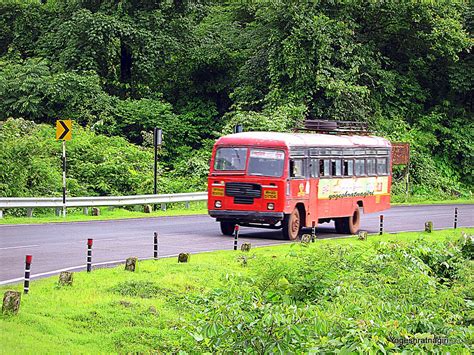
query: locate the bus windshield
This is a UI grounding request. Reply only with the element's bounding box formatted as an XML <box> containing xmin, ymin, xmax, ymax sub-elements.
<box><xmin>248</xmin><ymin>149</ymin><xmax>285</xmax><ymax>177</ymax></box>
<box><xmin>214</xmin><ymin>147</ymin><xmax>248</xmax><ymax>171</ymax></box>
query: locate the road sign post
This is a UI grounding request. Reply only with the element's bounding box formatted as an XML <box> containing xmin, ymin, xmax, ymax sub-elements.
<box><xmin>62</xmin><ymin>141</ymin><xmax>66</xmax><ymax>217</ymax></box>
<box><xmin>56</xmin><ymin>120</ymin><xmax>72</xmax><ymax>217</ymax></box>
<box><xmin>153</xmin><ymin>128</ymin><xmax>162</xmax><ymax>210</ymax></box>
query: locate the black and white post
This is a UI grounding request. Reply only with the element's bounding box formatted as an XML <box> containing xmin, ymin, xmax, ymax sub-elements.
<box><xmin>379</xmin><ymin>215</ymin><xmax>384</xmax><ymax>235</ymax></box>
<box><xmin>87</xmin><ymin>239</ymin><xmax>93</xmax><ymax>272</ymax></box>
<box><xmin>24</xmin><ymin>255</ymin><xmax>32</xmax><ymax>294</ymax></box>
<box><xmin>454</xmin><ymin>208</ymin><xmax>458</xmax><ymax>229</ymax></box>
<box><xmin>62</xmin><ymin>141</ymin><xmax>66</xmax><ymax>217</ymax></box>
<box><xmin>154</xmin><ymin>232</ymin><xmax>159</xmax><ymax>260</ymax></box>
<box><xmin>234</xmin><ymin>225</ymin><xmax>239</xmax><ymax>250</ymax></box>
<box><xmin>311</xmin><ymin>221</ymin><xmax>316</xmax><ymax>242</ymax></box>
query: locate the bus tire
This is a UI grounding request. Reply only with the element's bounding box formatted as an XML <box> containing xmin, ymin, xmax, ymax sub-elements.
<box><xmin>347</xmin><ymin>207</ymin><xmax>360</xmax><ymax>234</ymax></box>
<box><xmin>282</xmin><ymin>208</ymin><xmax>301</xmax><ymax>241</ymax></box>
<box><xmin>334</xmin><ymin>208</ymin><xmax>360</xmax><ymax>234</ymax></box>
<box><xmin>220</xmin><ymin>221</ymin><xmax>236</xmax><ymax>236</ymax></box>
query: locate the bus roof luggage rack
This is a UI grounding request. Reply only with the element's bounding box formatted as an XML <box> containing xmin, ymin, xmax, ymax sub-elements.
<box><xmin>300</xmin><ymin>120</ymin><xmax>370</xmax><ymax>135</ymax></box>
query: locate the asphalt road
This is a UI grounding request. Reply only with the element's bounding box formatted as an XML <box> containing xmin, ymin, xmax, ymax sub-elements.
<box><xmin>0</xmin><ymin>204</ymin><xmax>472</xmax><ymax>284</ymax></box>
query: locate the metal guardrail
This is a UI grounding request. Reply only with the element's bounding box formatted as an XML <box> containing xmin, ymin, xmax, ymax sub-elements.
<box><xmin>0</xmin><ymin>192</ymin><xmax>208</xmax><ymax>217</ymax></box>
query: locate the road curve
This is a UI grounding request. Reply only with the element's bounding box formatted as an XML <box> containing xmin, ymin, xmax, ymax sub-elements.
<box><xmin>0</xmin><ymin>204</ymin><xmax>472</xmax><ymax>284</ymax></box>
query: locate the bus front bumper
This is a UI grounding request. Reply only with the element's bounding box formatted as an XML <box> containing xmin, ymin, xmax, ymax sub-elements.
<box><xmin>209</xmin><ymin>210</ymin><xmax>284</xmax><ymax>224</ymax></box>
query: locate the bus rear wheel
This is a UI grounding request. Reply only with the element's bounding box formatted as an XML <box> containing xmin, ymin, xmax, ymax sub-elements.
<box><xmin>282</xmin><ymin>208</ymin><xmax>301</xmax><ymax>241</ymax></box>
<box><xmin>220</xmin><ymin>221</ymin><xmax>236</xmax><ymax>236</ymax></box>
<box><xmin>334</xmin><ymin>208</ymin><xmax>360</xmax><ymax>234</ymax></box>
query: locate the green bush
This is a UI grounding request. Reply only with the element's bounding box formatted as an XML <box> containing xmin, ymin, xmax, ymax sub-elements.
<box><xmin>186</xmin><ymin>237</ymin><xmax>473</xmax><ymax>353</ymax></box>
<box><xmin>0</xmin><ymin>118</ymin><xmax>153</xmax><ymax>199</ymax></box>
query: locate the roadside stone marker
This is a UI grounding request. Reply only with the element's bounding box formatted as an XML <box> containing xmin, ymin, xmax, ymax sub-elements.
<box><xmin>58</xmin><ymin>271</ymin><xmax>74</xmax><ymax>286</ymax></box>
<box><xmin>178</xmin><ymin>253</ymin><xmax>190</xmax><ymax>263</ymax></box>
<box><xmin>2</xmin><ymin>291</ymin><xmax>21</xmax><ymax>315</ymax></box>
<box><xmin>301</xmin><ymin>234</ymin><xmax>311</xmax><ymax>244</ymax></box>
<box><xmin>125</xmin><ymin>257</ymin><xmax>138</xmax><ymax>271</ymax></box>
<box><xmin>358</xmin><ymin>231</ymin><xmax>368</xmax><ymax>241</ymax></box>
<box><xmin>425</xmin><ymin>221</ymin><xmax>433</xmax><ymax>233</ymax></box>
<box><xmin>241</xmin><ymin>242</ymin><xmax>252</xmax><ymax>252</ymax></box>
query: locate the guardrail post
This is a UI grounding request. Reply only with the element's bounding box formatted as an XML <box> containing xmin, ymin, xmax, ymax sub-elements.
<box><xmin>27</xmin><ymin>208</ymin><xmax>33</xmax><ymax>218</ymax></box>
<box><xmin>83</xmin><ymin>207</ymin><xmax>89</xmax><ymax>216</ymax></box>
<box><xmin>185</xmin><ymin>201</ymin><xmax>190</xmax><ymax>209</ymax></box>
<box><xmin>55</xmin><ymin>208</ymin><xmax>61</xmax><ymax>216</ymax></box>
<box><xmin>454</xmin><ymin>208</ymin><xmax>458</xmax><ymax>229</ymax></box>
<box><xmin>0</xmin><ymin>210</ymin><xmax>3</xmax><ymax>219</ymax></box>
<box><xmin>161</xmin><ymin>203</ymin><xmax>166</xmax><ymax>211</ymax></box>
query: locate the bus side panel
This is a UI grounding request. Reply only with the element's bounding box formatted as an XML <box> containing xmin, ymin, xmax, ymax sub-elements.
<box><xmin>284</xmin><ymin>179</ymin><xmax>310</xmax><ymax>216</ymax></box>
<box><xmin>316</xmin><ymin>176</ymin><xmax>391</xmax><ymax>218</ymax></box>
<box><xmin>307</xmin><ymin>178</ymin><xmax>319</xmax><ymax>227</ymax></box>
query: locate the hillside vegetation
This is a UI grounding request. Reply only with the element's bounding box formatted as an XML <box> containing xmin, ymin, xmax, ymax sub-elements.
<box><xmin>1</xmin><ymin>229</ymin><xmax>473</xmax><ymax>352</ymax></box>
<box><xmin>0</xmin><ymin>0</ymin><xmax>472</xmax><ymax>201</ymax></box>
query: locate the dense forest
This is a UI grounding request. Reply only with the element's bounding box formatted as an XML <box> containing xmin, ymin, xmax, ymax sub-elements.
<box><xmin>0</xmin><ymin>0</ymin><xmax>472</xmax><ymax>200</ymax></box>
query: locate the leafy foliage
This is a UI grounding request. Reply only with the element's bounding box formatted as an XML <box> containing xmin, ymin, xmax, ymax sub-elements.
<box><xmin>0</xmin><ymin>119</ymin><xmax>208</xmax><ymax>209</ymax></box>
<box><xmin>185</xmin><ymin>235</ymin><xmax>474</xmax><ymax>353</ymax></box>
<box><xmin>0</xmin><ymin>0</ymin><xmax>472</xmax><ymax>197</ymax></box>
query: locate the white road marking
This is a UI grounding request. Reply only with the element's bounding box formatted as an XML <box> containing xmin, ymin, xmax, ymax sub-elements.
<box><xmin>0</xmin><ymin>243</ymin><xmax>291</xmax><ymax>285</ymax></box>
<box><xmin>0</xmin><ymin>244</ymin><xmax>39</xmax><ymax>251</ymax></box>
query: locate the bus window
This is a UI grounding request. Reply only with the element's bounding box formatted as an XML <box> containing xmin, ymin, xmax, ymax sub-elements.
<box><xmin>355</xmin><ymin>159</ymin><xmax>365</xmax><ymax>176</ymax></box>
<box><xmin>320</xmin><ymin>159</ymin><xmax>330</xmax><ymax>177</ymax></box>
<box><xmin>290</xmin><ymin>159</ymin><xmax>305</xmax><ymax>178</ymax></box>
<box><xmin>248</xmin><ymin>149</ymin><xmax>285</xmax><ymax>177</ymax></box>
<box><xmin>214</xmin><ymin>147</ymin><xmax>248</xmax><ymax>171</ymax></box>
<box><xmin>377</xmin><ymin>158</ymin><xmax>388</xmax><ymax>175</ymax></box>
<box><xmin>367</xmin><ymin>158</ymin><xmax>376</xmax><ymax>175</ymax></box>
<box><xmin>331</xmin><ymin>159</ymin><xmax>342</xmax><ymax>176</ymax></box>
<box><xmin>310</xmin><ymin>159</ymin><xmax>319</xmax><ymax>177</ymax></box>
<box><xmin>343</xmin><ymin>160</ymin><xmax>353</xmax><ymax>176</ymax></box>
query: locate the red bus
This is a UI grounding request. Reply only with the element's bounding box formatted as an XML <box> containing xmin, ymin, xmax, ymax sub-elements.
<box><xmin>208</xmin><ymin>132</ymin><xmax>392</xmax><ymax>240</ymax></box>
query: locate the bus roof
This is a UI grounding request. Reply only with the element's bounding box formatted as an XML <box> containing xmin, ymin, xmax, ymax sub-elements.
<box><xmin>216</xmin><ymin>132</ymin><xmax>391</xmax><ymax>148</ymax></box>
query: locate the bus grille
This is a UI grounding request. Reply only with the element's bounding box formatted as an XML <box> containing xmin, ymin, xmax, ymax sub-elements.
<box><xmin>225</xmin><ymin>182</ymin><xmax>262</xmax><ymax>198</ymax></box>
<box><xmin>233</xmin><ymin>196</ymin><xmax>254</xmax><ymax>205</ymax></box>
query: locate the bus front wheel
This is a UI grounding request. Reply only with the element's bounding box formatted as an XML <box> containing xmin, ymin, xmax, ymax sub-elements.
<box><xmin>220</xmin><ymin>221</ymin><xmax>236</xmax><ymax>236</ymax></box>
<box><xmin>334</xmin><ymin>208</ymin><xmax>360</xmax><ymax>234</ymax></box>
<box><xmin>282</xmin><ymin>208</ymin><xmax>301</xmax><ymax>241</ymax></box>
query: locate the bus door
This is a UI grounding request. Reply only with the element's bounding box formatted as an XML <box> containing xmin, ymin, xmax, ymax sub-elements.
<box><xmin>308</xmin><ymin>157</ymin><xmax>320</xmax><ymax>225</ymax></box>
<box><xmin>317</xmin><ymin>158</ymin><xmax>332</xmax><ymax>218</ymax></box>
<box><xmin>288</xmin><ymin>157</ymin><xmax>309</xmax><ymax>223</ymax></box>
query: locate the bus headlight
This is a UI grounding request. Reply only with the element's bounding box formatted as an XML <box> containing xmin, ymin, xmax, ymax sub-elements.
<box><xmin>215</xmin><ymin>200</ymin><xmax>222</xmax><ymax>208</ymax></box>
<box><xmin>267</xmin><ymin>203</ymin><xmax>274</xmax><ymax>210</ymax></box>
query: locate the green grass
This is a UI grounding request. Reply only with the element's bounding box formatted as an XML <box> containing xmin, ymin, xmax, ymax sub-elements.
<box><xmin>1</xmin><ymin>228</ymin><xmax>473</xmax><ymax>353</ymax></box>
<box><xmin>391</xmin><ymin>196</ymin><xmax>473</xmax><ymax>206</ymax></box>
<box><xmin>0</xmin><ymin>201</ymin><xmax>208</xmax><ymax>225</ymax></box>
<box><xmin>1</xmin><ymin>197</ymin><xmax>472</xmax><ymax>225</ymax></box>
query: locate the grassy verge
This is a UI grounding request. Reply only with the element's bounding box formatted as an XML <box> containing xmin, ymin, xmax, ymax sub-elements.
<box><xmin>391</xmin><ymin>196</ymin><xmax>473</xmax><ymax>206</ymax></box>
<box><xmin>0</xmin><ymin>201</ymin><xmax>208</xmax><ymax>225</ymax></box>
<box><xmin>1</xmin><ymin>197</ymin><xmax>472</xmax><ymax>225</ymax></box>
<box><xmin>1</xmin><ymin>229</ymin><xmax>473</xmax><ymax>353</ymax></box>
